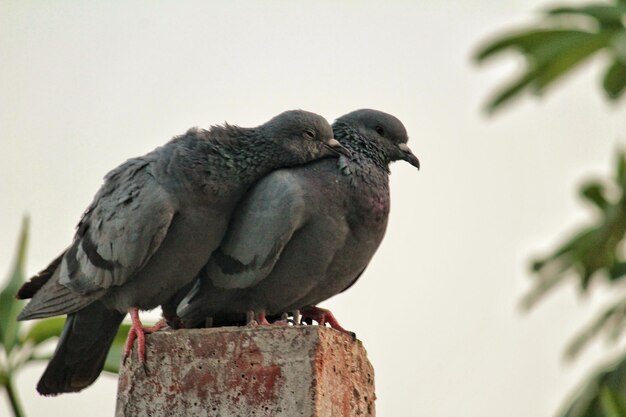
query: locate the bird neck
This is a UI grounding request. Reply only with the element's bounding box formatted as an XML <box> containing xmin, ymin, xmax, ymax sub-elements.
<box><xmin>332</xmin><ymin>124</ymin><xmax>392</xmax><ymax>190</ymax></box>
<box><xmin>333</xmin><ymin>123</ymin><xmax>391</xmax><ymax>173</ymax></box>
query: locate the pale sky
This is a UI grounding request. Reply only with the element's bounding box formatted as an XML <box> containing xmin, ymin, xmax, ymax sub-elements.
<box><xmin>2</xmin><ymin>1</ymin><xmax>626</xmax><ymax>417</ymax></box>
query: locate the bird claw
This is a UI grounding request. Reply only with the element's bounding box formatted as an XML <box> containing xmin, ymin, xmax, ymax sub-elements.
<box><xmin>246</xmin><ymin>311</ymin><xmax>257</xmax><ymax>326</ymax></box>
<box><xmin>123</xmin><ymin>308</ymin><xmax>166</xmax><ymax>364</ymax></box>
<box><xmin>257</xmin><ymin>311</ymin><xmax>270</xmax><ymax>326</ymax></box>
<box><xmin>245</xmin><ymin>310</ymin><xmax>271</xmax><ymax>326</ymax></box>
<box><xmin>300</xmin><ymin>306</ymin><xmax>355</xmax><ymax>338</ymax></box>
<box><xmin>271</xmin><ymin>313</ymin><xmax>289</xmax><ymax>326</ymax></box>
<box><xmin>291</xmin><ymin>309</ymin><xmax>301</xmax><ymax>326</ymax></box>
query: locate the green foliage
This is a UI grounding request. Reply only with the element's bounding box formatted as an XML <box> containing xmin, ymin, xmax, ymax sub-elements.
<box><xmin>523</xmin><ymin>152</ymin><xmax>626</xmax><ymax>309</ymax></box>
<box><xmin>474</xmin><ymin>0</ymin><xmax>626</xmax><ymax>113</ymax></box>
<box><xmin>0</xmin><ymin>219</ymin><xmax>139</xmax><ymax>417</ymax></box>
<box><xmin>489</xmin><ymin>122</ymin><xmax>626</xmax><ymax>412</ymax></box>
<box><xmin>104</xmin><ymin>323</ymin><xmax>132</xmax><ymax>374</ymax></box>
<box><xmin>604</xmin><ymin>58</ymin><xmax>626</xmax><ymax>98</ymax></box>
<box><xmin>560</xmin><ymin>353</ymin><xmax>626</xmax><ymax>417</ymax></box>
<box><xmin>600</xmin><ymin>386</ymin><xmax>626</xmax><ymax>417</ymax></box>
<box><xmin>564</xmin><ymin>296</ymin><xmax>626</xmax><ymax>360</ymax></box>
<box><xmin>523</xmin><ymin>152</ymin><xmax>626</xmax><ymax>417</ymax></box>
<box><xmin>519</xmin><ymin>151</ymin><xmax>626</xmax><ymax>417</ymax></box>
<box><xmin>20</xmin><ymin>317</ymin><xmax>65</xmax><ymax>348</ymax></box>
<box><xmin>0</xmin><ymin>217</ymin><xmax>28</xmax><ymax>355</ymax></box>
<box><xmin>476</xmin><ymin>3</ymin><xmax>626</xmax><ymax>416</ymax></box>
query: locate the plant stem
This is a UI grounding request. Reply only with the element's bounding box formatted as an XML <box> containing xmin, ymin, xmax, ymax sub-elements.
<box><xmin>4</xmin><ymin>378</ymin><xmax>26</xmax><ymax>417</ymax></box>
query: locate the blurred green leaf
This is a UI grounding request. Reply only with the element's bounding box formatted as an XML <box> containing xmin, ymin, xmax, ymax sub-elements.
<box><xmin>565</xmin><ymin>297</ymin><xmax>626</xmax><ymax>359</ymax></box>
<box><xmin>581</xmin><ymin>182</ymin><xmax>610</xmax><ymax>210</ymax></box>
<box><xmin>604</xmin><ymin>59</ymin><xmax>626</xmax><ymax>99</ymax></box>
<box><xmin>618</xmin><ymin>150</ymin><xmax>626</xmax><ymax>184</ymax></box>
<box><xmin>475</xmin><ymin>0</ymin><xmax>626</xmax><ymax>113</ymax></box>
<box><xmin>560</xmin><ymin>352</ymin><xmax>626</xmax><ymax>417</ymax></box>
<box><xmin>21</xmin><ymin>317</ymin><xmax>65</xmax><ymax>347</ymax></box>
<box><xmin>480</xmin><ymin>31</ymin><xmax>611</xmax><ymax>112</ymax></box>
<box><xmin>533</xmin><ymin>32</ymin><xmax>612</xmax><ymax>92</ymax></box>
<box><xmin>525</xmin><ymin>152</ymin><xmax>626</xmax><ymax>308</ymax></box>
<box><xmin>599</xmin><ymin>386</ymin><xmax>626</xmax><ymax>417</ymax></box>
<box><xmin>103</xmin><ymin>323</ymin><xmax>132</xmax><ymax>374</ymax></box>
<box><xmin>474</xmin><ymin>29</ymin><xmax>590</xmax><ymax>62</ymax></box>
<box><xmin>608</xmin><ymin>262</ymin><xmax>626</xmax><ymax>280</ymax></box>
<box><xmin>0</xmin><ymin>217</ymin><xmax>29</xmax><ymax>355</ymax></box>
<box><xmin>476</xmin><ymin>29</ymin><xmax>613</xmax><ymax>112</ymax></box>
<box><xmin>612</xmin><ymin>32</ymin><xmax>626</xmax><ymax>62</ymax></box>
<box><xmin>547</xmin><ymin>4</ymin><xmax>626</xmax><ymax>27</ymax></box>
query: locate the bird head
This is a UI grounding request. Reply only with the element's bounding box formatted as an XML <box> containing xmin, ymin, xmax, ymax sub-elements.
<box><xmin>265</xmin><ymin>110</ymin><xmax>350</xmax><ymax>164</ymax></box>
<box><xmin>334</xmin><ymin>109</ymin><xmax>420</xmax><ymax>170</ymax></box>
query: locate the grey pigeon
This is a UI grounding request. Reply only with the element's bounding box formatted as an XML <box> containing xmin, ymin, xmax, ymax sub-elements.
<box><xmin>16</xmin><ymin>110</ymin><xmax>347</xmax><ymax>395</ymax></box>
<box><xmin>175</xmin><ymin>109</ymin><xmax>419</xmax><ymax>330</ymax></box>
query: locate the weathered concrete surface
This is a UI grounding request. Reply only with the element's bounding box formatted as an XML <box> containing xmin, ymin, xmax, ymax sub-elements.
<box><xmin>116</xmin><ymin>325</ymin><xmax>375</xmax><ymax>417</ymax></box>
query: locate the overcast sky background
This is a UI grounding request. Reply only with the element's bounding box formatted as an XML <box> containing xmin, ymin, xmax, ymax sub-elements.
<box><xmin>2</xmin><ymin>1</ymin><xmax>626</xmax><ymax>416</ymax></box>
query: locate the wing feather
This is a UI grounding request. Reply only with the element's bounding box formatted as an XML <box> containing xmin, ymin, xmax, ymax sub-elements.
<box><xmin>19</xmin><ymin>156</ymin><xmax>177</xmax><ymax>319</ymax></box>
<box><xmin>207</xmin><ymin>170</ymin><xmax>308</xmax><ymax>289</ymax></box>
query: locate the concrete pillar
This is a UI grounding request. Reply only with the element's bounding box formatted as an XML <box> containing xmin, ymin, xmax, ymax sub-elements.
<box><xmin>116</xmin><ymin>325</ymin><xmax>375</xmax><ymax>417</ymax></box>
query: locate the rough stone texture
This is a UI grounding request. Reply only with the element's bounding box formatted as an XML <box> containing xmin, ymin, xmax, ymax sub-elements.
<box><xmin>116</xmin><ymin>325</ymin><xmax>375</xmax><ymax>417</ymax></box>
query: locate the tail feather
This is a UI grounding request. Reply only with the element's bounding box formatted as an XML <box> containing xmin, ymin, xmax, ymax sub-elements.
<box><xmin>17</xmin><ymin>272</ymin><xmax>103</xmax><ymax>321</ymax></box>
<box><xmin>37</xmin><ymin>302</ymin><xmax>125</xmax><ymax>395</ymax></box>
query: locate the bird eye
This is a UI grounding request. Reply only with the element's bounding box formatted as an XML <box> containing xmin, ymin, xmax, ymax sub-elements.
<box><xmin>375</xmin><ymin>126</ymin><xmax>385</xmax><ymax>136</ymax></box>
<box><xmin>303</xmin><ymin>129</ymin><xmax>316</xmax><ymax>139</ymax></box>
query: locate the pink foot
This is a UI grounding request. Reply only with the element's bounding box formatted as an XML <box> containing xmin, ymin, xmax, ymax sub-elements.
<box><xmin>123</xmin><ymin>308</ymin><xmax>166</xmax><ymax>363</ymax></box>
<box><xmin>271</xmin><ymin>313</ymin><xmax>290</xmax><ymax>326</ymax></box>
<box><xmin>257</xmin><ymin>311</ymin><xmax>271</xmax><ymax>326</ymax></box>
<box><xmin>301</xmin><ymin>306</ymin><xmax>354</xmax><ymax>337</ymax></box>
<box><xmin>245</xmin><ymin>310</ymin><xmax>275</xmax><ymax>326</ymax></box>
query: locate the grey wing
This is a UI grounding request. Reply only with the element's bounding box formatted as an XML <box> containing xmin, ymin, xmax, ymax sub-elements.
<box><xmin>61</xmin><ymin>157</ymin><xmax>177</xmax><ymax>292</ymax></box>
<box><xmin>207</xmin><ymin>170</ymin><xmax>309</xmax><ymax>290</ymax></box>
<box><xmin>18</xmin><ymin>157</ymin><xmax>176</xmax><ymax>320</ymax></box>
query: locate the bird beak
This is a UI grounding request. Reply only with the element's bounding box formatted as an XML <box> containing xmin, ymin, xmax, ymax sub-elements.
<box><xmin>398</xmin><ymin>143</ymin><xmax>420</xmax><ymax>169</ymax></box>
<box><xmin>325</xmin><ymin>138</ymin><xmax>352</xmax><ymax>158</ymax></box>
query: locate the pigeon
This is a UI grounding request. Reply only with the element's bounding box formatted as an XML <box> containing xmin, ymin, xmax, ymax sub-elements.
<box><xmin>16</xmin><ymin>110</ymin><xmax>348</xmax><ymax>395</ymax></box>
<box><xmin>175</xmin><ymin>109</ymin><xmax>419</xmax><ymax>331</ymax></box>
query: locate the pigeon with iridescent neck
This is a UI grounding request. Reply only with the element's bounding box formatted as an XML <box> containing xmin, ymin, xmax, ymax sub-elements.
<box><xmin>176</xmin><ymin>109</ymin><xmax>419</xmax><ymax>332</ymax></box>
